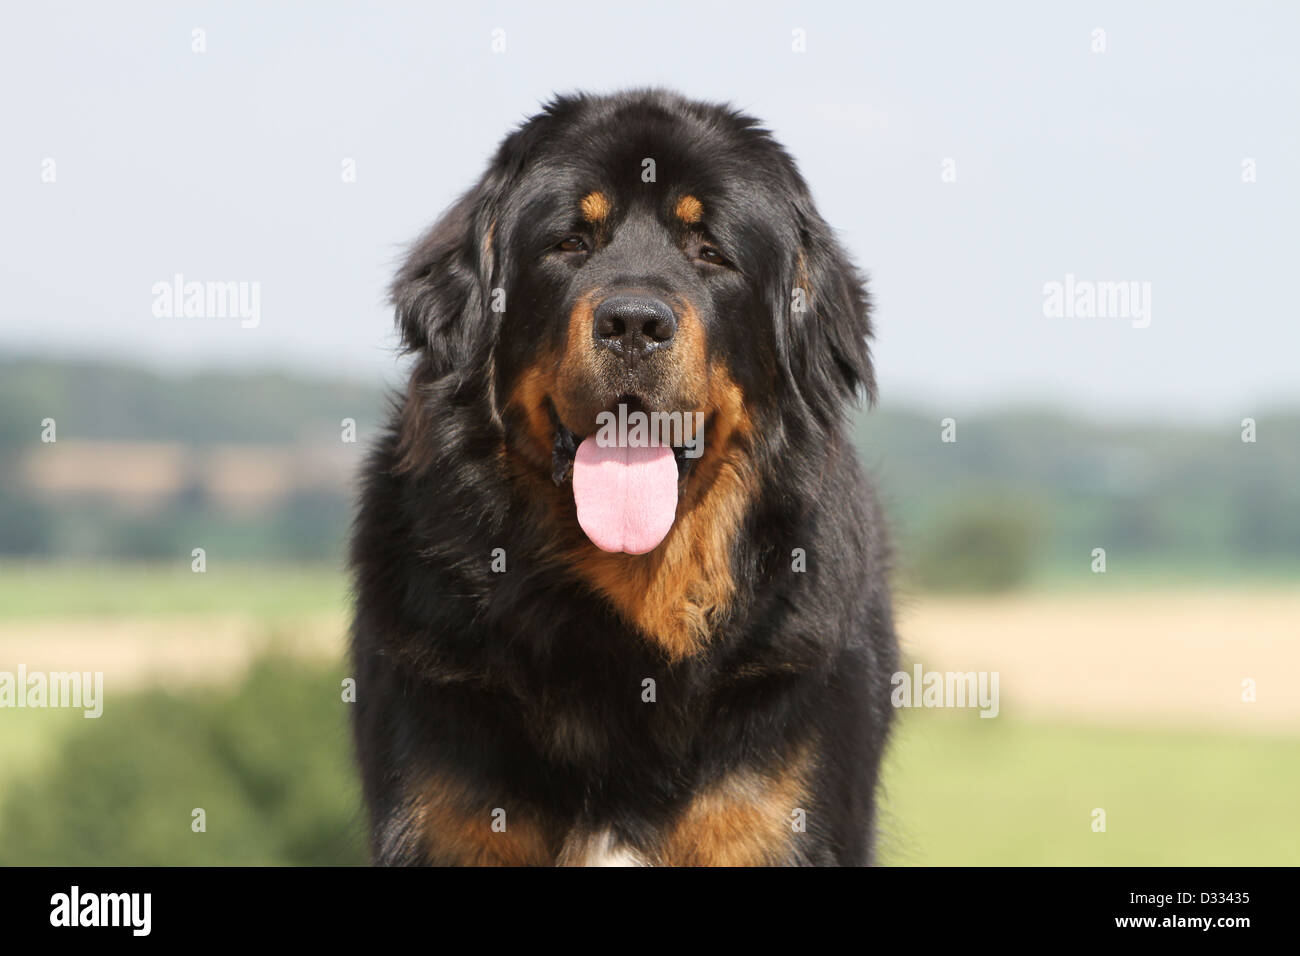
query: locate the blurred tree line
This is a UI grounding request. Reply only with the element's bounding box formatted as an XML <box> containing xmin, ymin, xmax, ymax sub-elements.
<box><xmin>0</xmin><ymin>359</ymin><xmax>389</xmax><ymax>562</ymax></box>
<box><xmin>2</xmin><ymin>358</ymin><xmax>1298</xmax><ymax>589</ymax></box>
<box><xmin>855</xmin><ymin>408</ymin><xmax>1300</xmax><ymax>590</ymax></box>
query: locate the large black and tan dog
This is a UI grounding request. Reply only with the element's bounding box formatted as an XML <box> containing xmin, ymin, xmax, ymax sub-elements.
<box><xmin>350</xmin><ymin>89</ymin><xmax>898</xmax><ymax>866</ymax></box>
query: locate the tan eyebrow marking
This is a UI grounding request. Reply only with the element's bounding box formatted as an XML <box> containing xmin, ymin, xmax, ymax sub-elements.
<box><xmin>675</xmin><ymin>194</ymin><xmax>704</xmax><ymax>224</ymax></box>
<box><xmin>580</xmin><ymin>191</ymin><xmax>611</xmax><ymax>223</ymax></box>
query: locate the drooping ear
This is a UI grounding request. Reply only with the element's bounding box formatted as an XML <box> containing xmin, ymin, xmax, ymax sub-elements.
<box><xmin>770</xmin><ymin>197</ymin><xmax>876</xmax><ymax>426</ymax></box>
<box><xmin>391</xmin><ymin>176</ymin><xmax>503</xmax><ymax>379</ymax></box>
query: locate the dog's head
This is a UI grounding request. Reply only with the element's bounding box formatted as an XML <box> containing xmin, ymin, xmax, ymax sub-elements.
<box><xmin>393</xmin><ymin>90</ymin><xmax>873</xmax><ymax>556</ymax></box>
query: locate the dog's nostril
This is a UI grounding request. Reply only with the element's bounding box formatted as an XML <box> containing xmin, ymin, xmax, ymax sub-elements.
<box><xmin>595</xmin><ymin>314</ymin><xmax>626</xmax><ymax>339</ymax></box>
<box><xmin>643</xmin><ymin>314</ymin><xmax>675</xmax><ymax>343</ymax></box>
<box><xmin>592</xmin><ymin>295</ymin><xmax>677</xmax><ymax>359</ymax></box>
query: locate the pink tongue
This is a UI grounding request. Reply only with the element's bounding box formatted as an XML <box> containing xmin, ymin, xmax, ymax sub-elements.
<box><xmin>573</xmin><ymin>435</ymin><xmax>678</xmax><ymax>554</ymax></box>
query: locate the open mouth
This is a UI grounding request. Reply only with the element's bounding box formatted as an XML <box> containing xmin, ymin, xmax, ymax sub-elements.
<box><xmin>549</xmin><ymin>397</ymin><xmax>701</xmax><ymax>555</ymax></box>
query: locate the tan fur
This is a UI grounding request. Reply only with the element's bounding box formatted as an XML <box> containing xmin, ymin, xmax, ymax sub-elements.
<box><xmin>414</xmin><ymin>751</ymin><xmax>809</xmax><ymax>866</ymax></box>
<box><xmin>414</xmin><ymin>774</ymin><xmax>556</xmax><ymax>866</ymax></box>
<box><xmin>675</xmin><ymin>194</ymin><xmax>704</xmax><ymax>224</ymax></box>
<box><xmin>507</xmin><ymin>360</ymin><xmax>561</xmax><ymax>473</ymax></box>
<box><xmin>580</xmin><ymin>191</ymin><xmax>611</xmax><ymax>223</ymax></box>
<box><xmin>793</xmin><ymin>250</ymin><xmax>816</xmax><ymax>311</ymax></box>
<box><xmin>654</xmin><ymin>747</ymin><xmax>812</xmax><ymax>865</ymax></box>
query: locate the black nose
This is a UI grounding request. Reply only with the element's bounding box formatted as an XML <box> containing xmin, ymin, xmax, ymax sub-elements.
<box><xmin>592</xmin><ymin>295</ymin><xmax>676</xmax><ymax>362</ymax></box>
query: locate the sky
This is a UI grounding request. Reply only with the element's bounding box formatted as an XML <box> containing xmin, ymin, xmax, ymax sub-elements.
<box><xmin>2</xmin><ymin>1</ymin><xmax>1297</xmax><ymax>422</ymax></box>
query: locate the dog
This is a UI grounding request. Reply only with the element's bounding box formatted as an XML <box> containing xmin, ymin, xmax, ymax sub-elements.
<box><xmin>349</xmin><ymin>89</ymin><xmax>898</xmax><ymax>866</ymax></box>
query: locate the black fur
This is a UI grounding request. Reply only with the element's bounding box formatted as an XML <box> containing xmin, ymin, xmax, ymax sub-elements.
<box><xmin>350</xmin><ymin>89</ymin><xmax>898</xmax><ymax>866</ymax></box>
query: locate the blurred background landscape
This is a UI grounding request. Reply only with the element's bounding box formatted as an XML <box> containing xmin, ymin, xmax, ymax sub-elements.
<box><xmin>3</xmin><ymin>2</ymin><xmax>1298</xmax><ymax>866</ymax></box>
<box><xmin>1</xmin><ymin>358</ymin><xmax>1296</xmax><ymax>865</ymax></box>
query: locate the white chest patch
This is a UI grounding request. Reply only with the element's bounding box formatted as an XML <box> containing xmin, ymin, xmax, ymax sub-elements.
<box><xmin>558</xmin><ymin>828</ymin><xmax>650</xmax><ymax>867</ymax></box>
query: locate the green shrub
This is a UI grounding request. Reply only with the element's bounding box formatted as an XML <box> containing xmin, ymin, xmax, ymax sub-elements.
<box><xmin>0</xmin><ymin>656</ymin><xmax>365</xmax><ymax>865</ymax></box>
<box><xmin>910</xmin><ymin>500</ymin><xmax>1041</xmax><ymax>593</ymax></box>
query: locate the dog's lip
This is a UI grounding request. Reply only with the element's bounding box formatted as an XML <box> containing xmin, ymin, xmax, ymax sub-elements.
<box><xmin>551</xmin><ymin>419</ymin><xmax>580</xmax><ymax>485</ymax></box>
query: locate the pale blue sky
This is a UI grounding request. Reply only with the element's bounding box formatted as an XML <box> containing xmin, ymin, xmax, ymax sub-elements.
<box><xmin>2</xmin><ymin>1</ymin><xmax>1297</xmax><ymax>421</ymax></box>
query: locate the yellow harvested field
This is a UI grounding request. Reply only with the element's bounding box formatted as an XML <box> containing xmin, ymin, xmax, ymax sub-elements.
<box><xmin>3</xmin><ymin>588</ymin><xmax>1297</xmax><ymax>734</ymax></box>
<box><xmin>0</xmin><ymin>613</ymin><xmax>346</xmax><ymax>692</ymax></box>
<box><xmin>897</xmin><ymin>588</ymin><xmax>1300</xmax><ymax>732</ymax></box>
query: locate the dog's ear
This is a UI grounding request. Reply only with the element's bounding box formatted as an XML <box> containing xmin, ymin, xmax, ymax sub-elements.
<box><xmin>391</xmin><ymin>172</ymin><xmax>505</xmax><ymax>379</ymax></box>
<box><xmin>769</xmin><ymin>196</ymin><xmax>876</xmax><ymax>425</ymax></box>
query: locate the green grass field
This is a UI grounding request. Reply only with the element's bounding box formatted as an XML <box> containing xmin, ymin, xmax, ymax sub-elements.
<box><xmin>0</xmin><ymin>560</ymin><xmax>349</xmax><ymax>621</ymax></box>
<box><xmin>1</xmin><ymin>563</ymin><xmax>1297</xmax><ymax>865</ymax></box>
<box><xmin>881</xmin><ymin>710</ymin><xmax>1300</xmax><ymax>865</ymax></box>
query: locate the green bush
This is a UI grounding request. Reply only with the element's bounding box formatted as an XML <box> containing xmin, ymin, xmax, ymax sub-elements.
<box><xmin>909</xmin><ymin>500</ymin><xmax>1041</xmax><ymax>593</ymax></box>
<box><xmin>0</xmin><ymin>656</ymin><xmax>365</xmax><ymax>865</ymax></box>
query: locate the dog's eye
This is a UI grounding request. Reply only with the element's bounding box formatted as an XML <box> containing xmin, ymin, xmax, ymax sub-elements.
<box><xmin>556</xmin><ymin>235</ymin><xmax>589</xmax><ymax>253</ymax></box>
<box><xmin>696</xmin><ymin>245</ymin><xmax>728</xmax><ymax>266</ymax></box>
